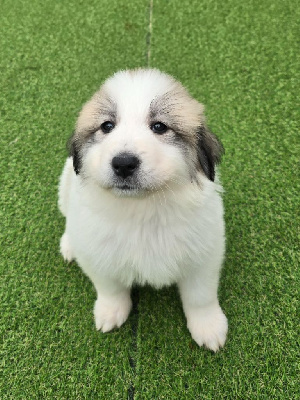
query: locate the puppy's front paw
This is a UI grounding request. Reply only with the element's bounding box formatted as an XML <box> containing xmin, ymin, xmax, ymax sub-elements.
<box><xmin>186</xmin><ymin>302</ymin><xmax>228</xmax><ymax>352</ymax></box>
<box><xmin>94</xmin><ymin>294</ymin><xmax>132</xmax><ymax>333</ymax></box>
<box><xmin>60</xmin><ymin>233</ymin><xmax>74</xmax><ymax>262</ymax></box>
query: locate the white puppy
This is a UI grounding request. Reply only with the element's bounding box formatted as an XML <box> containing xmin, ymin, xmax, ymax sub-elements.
<box><xmin>58</xmin><ymin>68</ymin><xmax>228</xmax><ymax>351</ymax></box>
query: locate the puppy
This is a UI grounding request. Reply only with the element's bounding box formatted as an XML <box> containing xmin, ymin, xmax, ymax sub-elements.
<box><xmin>58</xmin><ymin>68</ymin><xmax>228</xmax><ymax>351</ymax></box>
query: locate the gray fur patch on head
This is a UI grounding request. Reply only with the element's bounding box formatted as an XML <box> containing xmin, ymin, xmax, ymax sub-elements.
<box><xmin>69</xmin><ymin>90</ymin><xmax>118</xmax><ymax>175</ymax></box>
<box><xmin>149</xmin><ymin>88</ymin><xmax>203</xmax><ymax>144</ymax></box>
<box><xmin>149</xmin><ymin>87</ymin><xmax>223</xmax><ymax>182</ymax></box>
<box><xmin>76</xmin><ymin>91</ymin><xmax>117</xmax><ymax>137</ymax></box>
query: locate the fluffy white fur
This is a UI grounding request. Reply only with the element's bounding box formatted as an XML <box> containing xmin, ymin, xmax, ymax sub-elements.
<box><xmin>58</xmin><ymin>69</ymin><xmax>228</xmax><ymax>351</ymax></box>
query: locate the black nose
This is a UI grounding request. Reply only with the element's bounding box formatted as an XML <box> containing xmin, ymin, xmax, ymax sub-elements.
<box><xmin>111</xmin><ymin>153</ymin><xmax>140</xmax><ymax>179</ymax></box>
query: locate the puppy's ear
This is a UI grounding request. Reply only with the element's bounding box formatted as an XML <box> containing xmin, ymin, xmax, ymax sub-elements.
<box><xmin>196</xmin><ymin>125</ymin><xmax>224</xmax><ymax>181</ymax></box>
<box><xmin>67</xmin><ymin>132</ymin><xmax>81</xmax><ymax>175</ymax></box>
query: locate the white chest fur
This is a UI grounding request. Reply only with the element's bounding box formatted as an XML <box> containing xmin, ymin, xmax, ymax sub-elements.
<box><xmin>65</xmin><ymin>170</ymin><xmax>225</xmax><ymax>288</ymax></box>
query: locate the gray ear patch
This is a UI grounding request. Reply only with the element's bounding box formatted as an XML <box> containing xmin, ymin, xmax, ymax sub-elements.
<box><xmin>67</xmin><ymin>132</ymin><xmax>82</xmax><ymax>175</ymax></box>
<box><xmin>196</xmin><ymin>126</ymin><xmax>224</xmax><ymax>181</ymax></box>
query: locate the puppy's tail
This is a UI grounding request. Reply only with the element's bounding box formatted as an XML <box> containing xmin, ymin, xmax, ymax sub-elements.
<box><xmin>58</xmin><ymin>157</ymin><xmax>73</xmax><ymax>217</ymax></box>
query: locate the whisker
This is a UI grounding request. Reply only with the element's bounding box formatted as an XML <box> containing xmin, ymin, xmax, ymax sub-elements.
<box><xmin>164</xmin><ymin>182</ymin><xmax>176</xmax><ymax>198</ymax></box>
<box><xmin>160</xmin><ymin>186</ymin><xmax>167</xmax><ymax>205</ymax></box>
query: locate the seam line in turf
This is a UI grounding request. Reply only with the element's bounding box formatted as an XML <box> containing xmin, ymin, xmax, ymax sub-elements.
<box><xmin>127</xmin><ymin>287</ymin><xmax>140</xmax><ymax>400</ymax></box>
<box><xmin>146</xmin><ymin>0</ymin><xmax>153</xmax><ymax>66</ymax></box>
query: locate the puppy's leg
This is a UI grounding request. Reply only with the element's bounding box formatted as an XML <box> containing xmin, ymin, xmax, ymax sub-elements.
<box><xmin>178</xmin><ymin>262</ymin><xmax>227</xmax><ymax>352</ymax></box>
<box><xmin>60</xmin><ymin>232</ymin><xmax>74</xmax><ymax>262</ymax></box>
<box><xmin>92</xmin><ymin>277</ymin><xmax>132</xmax><ymax>332</ymax></box>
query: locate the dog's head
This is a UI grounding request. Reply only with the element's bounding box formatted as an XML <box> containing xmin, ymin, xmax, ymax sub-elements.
<box><xmin>69</xmin><ymin>69</ymin><xmax>223</xmax><ymax>196</ymax></box>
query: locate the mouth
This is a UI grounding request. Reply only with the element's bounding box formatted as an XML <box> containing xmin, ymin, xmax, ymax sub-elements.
<box><xmin>116</xmin><ymin>184</ymin><xmax>135</xmax><ymax>190</ymax></box>
<box><xmin>111</xmin><ymin>183</ymin><xmax>142</xmax><ymax>196</ymax></box>
<box><xmin>114</xmin><ymin>183</ymin><xmax>139</xmax><ymax>191</ymax></box>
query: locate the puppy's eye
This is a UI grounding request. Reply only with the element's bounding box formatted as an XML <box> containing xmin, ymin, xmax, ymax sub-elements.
<box><xmin>100</xmin><ymin>121</ymin><xmax>115</xmax><ymax>134</ymax></box>
<box><xmin>151</xmin><ymin>122</ymin><xmax>168</xmax><ymax>134</ymax></box>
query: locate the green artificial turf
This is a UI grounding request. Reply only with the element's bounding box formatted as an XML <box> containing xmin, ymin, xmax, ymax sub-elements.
<box><xmin>0</xmin><ymin>0</ymin><xmax>299</xmax><ymax>398</ymax></box>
